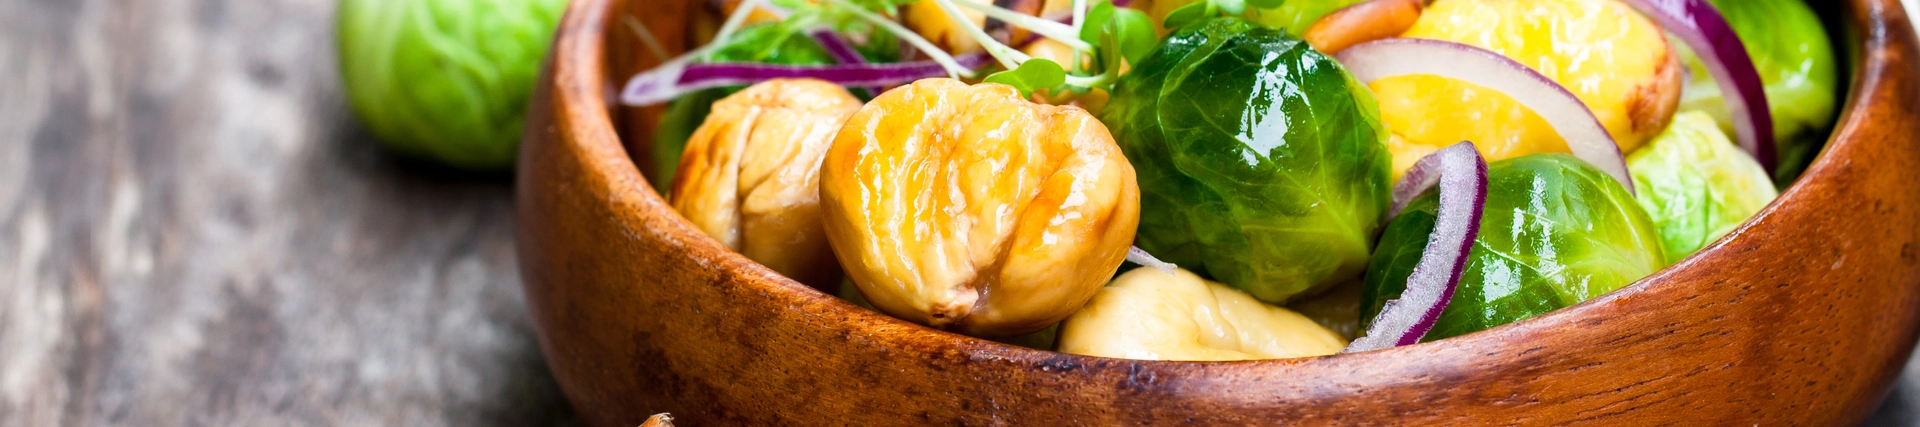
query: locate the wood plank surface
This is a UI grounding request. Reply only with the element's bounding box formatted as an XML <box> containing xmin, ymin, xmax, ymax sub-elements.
<box><xmin>0</xmin><ymin>0</ymin><xmax>1913</xmax><ymax>425</ymax></box>
<box><xmin>0</xmin><ymin>0</ymin><xmax>570</xmax><ymax>424</ymax></box>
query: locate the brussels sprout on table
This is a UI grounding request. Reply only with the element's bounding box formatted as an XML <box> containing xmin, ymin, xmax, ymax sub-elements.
<box><xmin>1104</xmin><ymin>17</ymin><xmax>1392</xmax><ymax>304</ymax></box>
<box><xmin>337</xmin><ymin>0</ymin><xmax>568</xmax><ymax>169</ymax></box>
<box><xmin>1628</xmin><ymin>111</ymin><xmax>1779</xmax><ymax>264</ymax></box>
<box><xmin>1362</xmin><ymin>154</ymin><xmax>1667</xmax><ymax>341</ymax></box>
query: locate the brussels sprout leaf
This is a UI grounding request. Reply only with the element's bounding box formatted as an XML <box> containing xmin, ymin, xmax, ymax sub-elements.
<box><xmin>1245</xmin><ymin>0</ymin><xmax>1286</xmax><ymax>9</ymax></box>
<box><xmin>1163</xmin><ymin>2</ymin><xmax>1212</xmax><ymax>30</ymax></box>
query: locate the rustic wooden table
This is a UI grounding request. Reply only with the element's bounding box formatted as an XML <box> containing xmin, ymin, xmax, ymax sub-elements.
<box><xmin>0</xmin><ymin>0</ymin><xmax>1915</xmax><ymax>425</ymax></box>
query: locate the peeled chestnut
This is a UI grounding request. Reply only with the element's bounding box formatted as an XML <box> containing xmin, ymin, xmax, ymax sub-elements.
<box><xmin>1058</xmin><ymin>268</ymin><xmax>1348</xmax><ymax>361</ymax></box>
<box><xmin>671</xmin><ymin>78</ymin><xmax>862</xmax><ymax>290</ymax></box>
<box><xmin>819</xmin><ymin>78</ymin><xmax>1140</xmax><ymax>337</ymax></box>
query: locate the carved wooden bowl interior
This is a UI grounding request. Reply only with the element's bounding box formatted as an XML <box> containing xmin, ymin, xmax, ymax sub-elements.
<box><xmin>515</xmin><ymin>0</ymin><xmax>1920</xmax><ymax>424</ymax></box>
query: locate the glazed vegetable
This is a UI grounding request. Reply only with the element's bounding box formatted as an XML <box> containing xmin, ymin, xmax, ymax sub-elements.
<box><xmin>1057</xmin><ymin>268</ymin><xmax>1347</xmax><ymax>360</ymax></box>
<box><xmin>1105</xmin><ymin>17</ymin><xmax>1392</xmax><ymax>304</ymax></box>
<box><xmin>1346</xmin><ymin>142</ymin><xmax>1486</xmax><ymax>353</ymax></box>
<box><xmin>819</xmin><ymin>79</ymin><xmax>1140</xmax><ymax>337</ymax></box>
<box><xmin>337</xmin><ymin>0</ymin><xmax>567</xmax><ymax>169</ymax></box>
<box><xmin>672</xmin><ymin>79</ymin><xmax>862</xmax><ymax>290</ymax></box>
<box><xmin>1628</xmin><ymin>112</ymin><xmax>1778</xmax><ymax>263</ymax></box>
<box><xmin>1369</xmin><ymin>0</ymin><xmax>1681</xmax><ymax>178</ymax></box>
<box><xmin>1362</xmin><ymin>154</ymin><xmax>1666</xmax><ymax>341</ymax></box>
<box><xmin>1339</xmin><ymin>38</ymin><xmax>1633</xmax><ymax>194</ymax></box>
<box><xmin>1677</xmin><ymin>0</ymin><xmax>1838</xmax><ymax>181</ymax></box>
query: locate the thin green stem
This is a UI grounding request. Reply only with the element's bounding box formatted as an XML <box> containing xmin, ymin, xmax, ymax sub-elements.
<box><xmin>822</xmin><ymin>0</ymin><xmax>975</xmax><ymax>78</ymax></box>
<box><xmin>931</xmin><ymin>0</ymin><xmax>1032</xmax><ymax>71</ymax></box>
<box><xmin>949</xmin><ymin>0</ymin><xmax>1092</xmax><ymax>51</ymax></box>
<box><xmin>1070</xmin><ymin>0</ymin><xmax>1086</xmax><ymax>72</ymax></box>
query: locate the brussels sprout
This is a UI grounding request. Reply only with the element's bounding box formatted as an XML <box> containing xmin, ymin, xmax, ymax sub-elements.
<box><xmin>1678</xmin><ymin>0</ymin><xmax>1839</xmax><ymax>182</ymax></box>
<box><xmin>1104</xmin><ymin>17</ymin><xmax>1392</xmax><ymax>304</ymax></box>
<box><xmin>338</xmin><ymin>0</ymin><xmax>568</xmax><ymax>170</ymax></box>
<box><xmin>649</xmin><ymin>19</ymin><xmax>899</xmax><ymax>189</ymax></box>
<box><xmin>1628</xmin><ymin>111</ymin><xmax>1778</xmax><ymax>263</ymax></box>
<box><xmin>1362</xmin><ymin>154</ymin><xmax>1667</xmax><ymax>341</ymax></box>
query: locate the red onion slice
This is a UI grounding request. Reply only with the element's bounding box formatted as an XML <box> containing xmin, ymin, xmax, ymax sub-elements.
<box><xmin>808</xmin><ymin>28</ymin><xmax>869</xmax><ymax>65</ymax></box>
<box><xmin>620</xmin><ymin>53</ymin><xmax>992</xmax><ymax>106</ymax></box>
<box><xmin>1344</xmin><ymin>142</ymin><xmax>1487</xmax><ymax>353</ymax></box>
<box><xmin>1336</xmin><ymin>38</ymin><xmax>1634</xmax><ymax>195</ymax></box>
<box><xmin>1126</xmin><ymin>246</ymin><xmax>1178</xmax><ymax>276</ymax></box>
<box><xmin>1620</xmin><ymin>0</ymin><xmax>1775</xmax><ymax>170</ymax></box>
<box><xmin>807</xmin><ymin>28</ymin><xmax>885</xmax><ymax>95</ymax></box>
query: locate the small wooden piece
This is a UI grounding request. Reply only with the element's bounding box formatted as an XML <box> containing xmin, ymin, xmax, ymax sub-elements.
<box><xmin>516</xmin><ymin>0</ymin><xmax>1920</xmax><ymax>425</ymax></box>
<box><xmin>639</xmin><ymin>413</ymin><xmax>675</xmax><ymax>427</ymax></box>
<box><xmin>1302</xmin><ymin>0</ymin><xmax>1425</xmax><ymax>54</ymax></box>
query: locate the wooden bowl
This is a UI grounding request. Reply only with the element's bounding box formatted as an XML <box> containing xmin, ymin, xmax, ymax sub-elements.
<box><xmin>515</xmin><ymin>0</ymin><xmax>1920</xmax><ymax>424</ymax></box>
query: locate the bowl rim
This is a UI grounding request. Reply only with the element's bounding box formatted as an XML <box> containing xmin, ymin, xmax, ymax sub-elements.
<box><xmin>541</xmin><ymin>0</ymin><xmax>1920</xmax><ymax>372</ymax></box>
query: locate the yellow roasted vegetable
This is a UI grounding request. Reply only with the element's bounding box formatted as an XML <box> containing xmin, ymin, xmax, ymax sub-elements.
<box><xmin>1058</xmin><ymin>268</ymin><xmax>1348</xmax><ymax>361</ymax></box>
<box><xmin>820</xmin><ymin>78</ymin><xmax>1140</xmax><ymax>337</ymax></box>
<box><xmin>1371</xmin><ymin>0</ymin><xmax>1682</xmax><ymax>179</ymax></box>
<box><xmin>672</xmin><ymin>78</ymin><xmax>862</xmax><ymax>290</ymax></box>
<box><xmin>901</xmin><ymin>0</ymin><xmax>1068</xmax><ymax>54</ymax></box>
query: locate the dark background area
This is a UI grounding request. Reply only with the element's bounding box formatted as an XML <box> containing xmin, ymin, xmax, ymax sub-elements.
<box><xmin>0</xmin><ymin>0</ymin><xmax>1915</xmax><ymax>425</ymax></box>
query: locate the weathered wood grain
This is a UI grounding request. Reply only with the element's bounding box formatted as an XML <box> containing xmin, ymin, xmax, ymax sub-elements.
<box><xmin>0</xmin><ymin>0</ymin><xmax>570</xmax><ymax>425</ymax></box>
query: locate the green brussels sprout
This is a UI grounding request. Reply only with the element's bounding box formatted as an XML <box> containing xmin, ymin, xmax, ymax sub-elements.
<box><xmin>1245</xmin><ymin>0</ymin><xmax>1364</xmax><ymax>35</ymax></box>
<box><xmin>1628</xmin><ymin>111</ymin><xmax>1778</xmax><ymax>263</ymax></box>
<box><xmin>338</xmin><ymin>0</ymin><xmax>569</xmax><ymax>169</ymax></box>
<box><xmin>1104</xmin><ymin>17</ymin><xmax>1392</xmax><ymax>304</ymax></box>
<box><xmin>1677</xmin><ymin>0</ymin><xmax>1839</xmax><ymax>182</ymax></box>
<box><xmin>648</xmin><ymin>18</ymin><xmax>898</xmax><ymax>189</ymax></box>
<box><xmin>1362</xmin><ymin>154</ymin><xmax>1667</xmax><ymax>341</ymax></box>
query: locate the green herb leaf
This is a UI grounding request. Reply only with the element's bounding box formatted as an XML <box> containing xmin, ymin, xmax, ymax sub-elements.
<box><xmin>1080</xmin><ymin>1</ymin><xmax>1117</xmax><ymax>46</ymax></box>
<box><xmin>1109</xmin><ymin>8</ymin><xmax>1157</xmax><ymax>66</ymax></box>
<box><xmin>1213</xmin><ymin>0</ymin><xmax>1246</xmax><ymax>15</ymax></box>
<box><xmin>984</xmin><ymin>58</ymin><xmax>1067</xmax><ymax>96</ymax></box>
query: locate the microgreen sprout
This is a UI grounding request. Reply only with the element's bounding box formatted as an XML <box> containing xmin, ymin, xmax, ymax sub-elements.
<box><xmin>623</xmin><ymin>0</ymin><xmax>1162</xmax><ymax>106</ymax></box>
